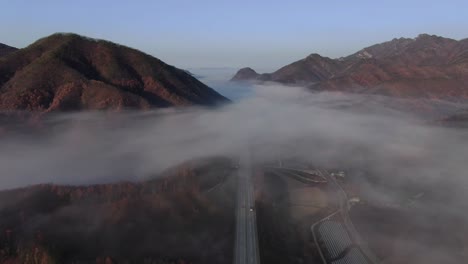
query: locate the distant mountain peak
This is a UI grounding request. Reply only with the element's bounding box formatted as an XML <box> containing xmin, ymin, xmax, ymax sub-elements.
<box><xmin>305</xmin><ymin>53</ymin><xmax>323</xmax><ymax>59</ymax></box>
<box><xmin>230</xmin><ymin>67</ymin><xmax>259</xmax><ymax>81</ymax></box>
<box><xmin>231</xmin><ymin>33</ymin><xmax>468</xmax><ymax>101</ymax></box>
<box><xmin>239</xmin><ymin>67</ymin><xmax>257</xmax><ymax>73</ymax></box>
<box><xmin>350</xmin><ymin>37</ymin><xmax>415</xmax><ymax>60</ymax></box>
<box><xmin>416</xmin><ymin>33</ymin><xmax>439</xmax><ymax>39</ymax></box>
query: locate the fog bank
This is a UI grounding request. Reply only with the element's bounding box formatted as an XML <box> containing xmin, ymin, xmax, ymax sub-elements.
<box><xmin>0</xmin><ymin>84</ymin><xmax>466</xmax><ymax>191</ymax></box>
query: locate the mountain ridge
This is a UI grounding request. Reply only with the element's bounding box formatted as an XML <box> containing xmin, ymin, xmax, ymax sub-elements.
<box><xmin>232</xmin><ymin>34</ymin><xmax>468</xmax><ymax>101</ymax></box>
<box><xmin>0</xmin><ymin>43</ymin><xmax>17</xmax><ymax>57</ymax></box>
<box><xmin>0</xmin><ymin>33</ymin><xmax>228</xmax><ymax>112</ymax></box>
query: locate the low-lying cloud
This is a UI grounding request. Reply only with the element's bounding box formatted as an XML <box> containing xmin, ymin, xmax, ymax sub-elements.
<box><xmin>1</xmin><ymin>80</ymin><xmax>468</xmax><ymax>262</ymax></box>
<box><xmin>0</xmin><ymin>83</ymin><xmax>466</xmax><ymax>191</ymax></box>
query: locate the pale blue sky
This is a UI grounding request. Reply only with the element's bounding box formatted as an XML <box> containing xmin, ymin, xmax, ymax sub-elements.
<box><xmin>1</xmin><ymin>0</ymin><xmax>467</xmax><ymax>69</ymax></box>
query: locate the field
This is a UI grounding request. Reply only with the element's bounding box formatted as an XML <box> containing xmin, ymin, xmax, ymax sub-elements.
<box><xmin>255</xmin><ymin>168</ymin><xmax>335</xmax><ymax>264</ymax></box>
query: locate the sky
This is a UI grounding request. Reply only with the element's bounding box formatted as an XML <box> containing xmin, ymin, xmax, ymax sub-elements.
<box><xmin>1</xmin><ymin>0</ymin><xmax>467</xmax><ymax>69</ymax></box>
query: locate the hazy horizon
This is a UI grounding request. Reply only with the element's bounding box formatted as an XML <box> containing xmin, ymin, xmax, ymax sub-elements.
<box><xmin>1</xmin><ymin>0</ymin><xmax>467</xmax><ymax>69</ymax></box>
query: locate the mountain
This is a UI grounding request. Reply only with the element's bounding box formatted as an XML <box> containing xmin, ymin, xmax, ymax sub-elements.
<box><xmin>0</xmin><ymin>157</ymin><xmax>235</xmax><ymax>263</ymax></box>
<box><xmin>232</xmin><ymin>34</ymin><xmax>468</xmax><ymax>101</ymax></box>
<box><xmin>436</xmin><ymin>109</ymin><xmax>468</xmax><ymax>127</ymax></box>
<box><xmin>0</xmin><ymin>43</ymin><xmax>17</xmax><ymax>57</ymax></box>
<box><xmin>231</xmin><ymin>67</ymin><xmax>260</xmax><ymax>81</ymax></box>
<box><xmin>0</xmin><ymin>33</ymin><xmax>228</xmax><ymax>112</ymax></box>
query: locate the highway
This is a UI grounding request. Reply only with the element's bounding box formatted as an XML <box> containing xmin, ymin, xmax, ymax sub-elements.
<box><xmin>234</xmin><ymin>150</ymin><xmax>260</xmax><ymax>264</ymax></box>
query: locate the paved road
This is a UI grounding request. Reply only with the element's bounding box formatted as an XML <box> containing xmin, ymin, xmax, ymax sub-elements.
<box><xmin>234</xmin><ymin>150</ymin><xmax>260</xmax><ymax>264</ymax></box>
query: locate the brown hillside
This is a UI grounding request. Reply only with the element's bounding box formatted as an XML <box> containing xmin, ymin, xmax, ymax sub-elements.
<box><xmin>0</xmin><ymin>43</ymin><xmax>17</xmax><ymax>58</ymax></box>
<box><xmin>0</xmin><ymin>33</ymin><xmax>228</xmax><ymax>112</ymax></box>
<box><xmin>232</xmin><ymin>34</ymin><xmax>468</xmax><ymax>101</ymax></box>
<box><xmin>0</xmin><ymin>157</ymin><xmax>236</xmax><ymax>263</ymax></box>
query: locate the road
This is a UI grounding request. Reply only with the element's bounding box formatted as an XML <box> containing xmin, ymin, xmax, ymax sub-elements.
<box><xmin>234</xmin><ymin>150</ymin><xmax>260</xmax><ymax>264</ymax></box>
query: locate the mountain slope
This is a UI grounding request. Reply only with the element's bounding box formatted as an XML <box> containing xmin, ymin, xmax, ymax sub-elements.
<box><xmin>267</xmin><ymin>53</ymin><xmax>343</xmax><ymax>83</ymax></box>
<box><xmin>0</xmin><ymin>158</ymin><xmax>236</xmax><ymax>263</ymax></box>
<box><xmin>0</xmin><ymin>43</ymin><xmax>17</xmax><ymax>57</ymax></box>
<box><xmin>232</xmin><ymin>34</ymin><xmax>468</xmax><ymax>101</ymax></box>
<box><xmin>0</xmin><ymin>33</ymin><xmax>228</xmax><ymax>112</ymax></box>
<box><xmin>231</xmin><ymin>67</ymin><xmax>260</xmax><ymax>81</ymax></box>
